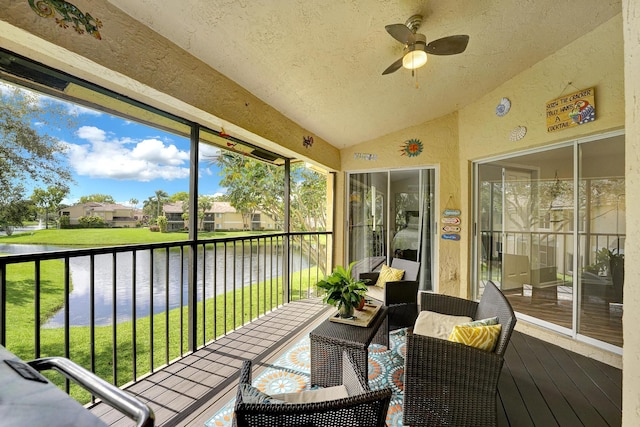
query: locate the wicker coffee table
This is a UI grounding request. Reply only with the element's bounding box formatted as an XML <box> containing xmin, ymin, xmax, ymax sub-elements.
<box><xmin>310</xmin><ymin>305</ymin><xmax>388</xmax><ymax>388</ymax></box>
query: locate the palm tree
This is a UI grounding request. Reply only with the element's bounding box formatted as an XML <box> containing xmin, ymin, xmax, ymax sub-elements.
<box><xmin>154</xmin><ymin>190</ymin><xmax>169</xmax><ymax>219</ymax></box>
<box><xmin>129</xmin><ymin>198</ymin><xmax>138</xmax><ymax>208</ymax></box>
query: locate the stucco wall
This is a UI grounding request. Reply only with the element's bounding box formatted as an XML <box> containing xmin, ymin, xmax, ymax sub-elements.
<box><xmin>457</xmin><ymin>13</ymin><xmax>624</xmax><ymax>299</ymax></box>
<box><xmin>338</xmin><ymin>113</ymin><xmax>461</xmax><ymax>296</ymax></box>
<box><xmin>622</xmin><ymin>0</ymin><xmax>640</xmax><ymax>425</ymax></box>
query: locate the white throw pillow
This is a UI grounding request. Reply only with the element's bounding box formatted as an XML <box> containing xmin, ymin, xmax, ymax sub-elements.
<box><xmin>413</xmin><ymin>310</ymin><xmax>473</xmax><ymax>339</ymax></box>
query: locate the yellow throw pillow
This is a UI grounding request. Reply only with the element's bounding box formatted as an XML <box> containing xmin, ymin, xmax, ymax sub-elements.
<box><xmin>375</xmin><ymin>264</ymin><xmax>405</xmax><ymax>288</ymax></box>
<box><xmin>448</xmin><ymin>324</ymin><xmax>502</xmax><ymax>352</ymax></box>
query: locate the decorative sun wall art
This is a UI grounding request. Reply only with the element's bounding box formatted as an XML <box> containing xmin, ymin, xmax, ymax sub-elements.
<box><xmin>303</xmin><ymin>136</ymin><xmax>314</xmax><ymax>148</ymax></box>
<box><xmin>400</xmin><ymin>138</ymin><xmax>423</xmax><ymax>157</ymax></box>
<box><xmin>28</xmin><ymin>0</ymin><xmax>103</xmax><ymax>39</ymax></box>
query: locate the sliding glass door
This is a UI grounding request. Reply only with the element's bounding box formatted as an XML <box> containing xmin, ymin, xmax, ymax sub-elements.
<box><xmin>473</xmin><ymin>132</ymin><xmax>624</xmax><ymax>349</ymax></box>
<box><xmin>347</xmin><ymin>168</ymin><xmax>435</xmax><ymax>291</ymax></box>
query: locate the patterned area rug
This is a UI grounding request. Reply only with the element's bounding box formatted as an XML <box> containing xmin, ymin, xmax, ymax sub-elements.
<box><xmin>205</xmin><ymin>328</ymin><xmax>407</xmax><ymax>426</ymax></box>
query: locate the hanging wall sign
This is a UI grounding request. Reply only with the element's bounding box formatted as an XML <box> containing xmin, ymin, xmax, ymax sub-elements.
<box><xmin>442</xmin><ymin>225</ymin><xmax>461</xmax><ymax>233</ymax></box>
<box><xmin>443</xmin><ymin>209</ymin><xmax>461</xmax><ymax>216</ymax></box>
<box><xmin>546</xmin><ymin>87</ymin><xmax>595</xmax><ymax>133</ymax></box>
<box><xmin>442</xmin><ymin>234</ymin><xmax>461</xmax><ymax>241</ymax></box>
<box><xmin>441</xmin><ymin>217</ymin><xmax>461</xmax><ymax>225</ymax></box>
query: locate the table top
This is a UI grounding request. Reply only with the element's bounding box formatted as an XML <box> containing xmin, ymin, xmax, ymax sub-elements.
<box><xmin>310</xmin><ymin>305</ymin><xmax>388</xmax><ymax>348</ymax></box>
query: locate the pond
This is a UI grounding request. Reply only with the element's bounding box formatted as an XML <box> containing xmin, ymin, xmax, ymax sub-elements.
<box><xmin>0</xmin><ymin>243</ymin><xmax>310</xmax><ymax>328</ymax></box>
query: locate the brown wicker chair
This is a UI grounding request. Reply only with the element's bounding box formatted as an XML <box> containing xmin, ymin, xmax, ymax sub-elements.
<box><xmin>403</xmin><ymin>281</ymin><xmax>516</xmax><ymax>427</ymax></box>
<box><xmin>359</xmin><ymin>258</ymin><xmax>420</xmax><ymax>330</ymax></box>
<box><xmin>233</xmin><ymin>352</ymin><xmax>392</xmax><ymax>427</ymax></box>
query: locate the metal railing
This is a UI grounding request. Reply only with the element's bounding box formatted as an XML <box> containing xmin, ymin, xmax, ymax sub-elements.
<box><xmin>0</xmin><ymin>231</ymin><xmax>331</xmax><ymax>402</ymax></box>
<box><xmin>479</xmin><ymin>229</ymin><xmax>625</xmax><ymax>281</ymax></box>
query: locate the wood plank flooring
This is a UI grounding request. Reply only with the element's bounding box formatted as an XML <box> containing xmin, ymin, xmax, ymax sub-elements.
<box><xmin>88</xmin><ymin>300</ymin><xmax>622</xmax><ymax>427</ymax></box>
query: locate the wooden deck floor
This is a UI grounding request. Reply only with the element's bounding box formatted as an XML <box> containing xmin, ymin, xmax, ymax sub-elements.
<box><xmin>88</xmin><ymin>300</ymin><xmax>622</xmax><ymax>427</ymax></box>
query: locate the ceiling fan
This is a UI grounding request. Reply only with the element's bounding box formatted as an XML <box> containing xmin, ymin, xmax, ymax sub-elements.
<box><xmin>382</xmin><ymin>14</ymin><xmax>469</xmax><ymax>75</ymax></box>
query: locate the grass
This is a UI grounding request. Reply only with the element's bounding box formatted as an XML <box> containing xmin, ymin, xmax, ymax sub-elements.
<box><xmin>4</xmin><ymin>251</ymin><xmax>321</xmax><ymax>404</ymax></box>
<box><xmin>0</xmin><ymin>228</ymin><xmax>275</xmax><ymax>246</ymax></box>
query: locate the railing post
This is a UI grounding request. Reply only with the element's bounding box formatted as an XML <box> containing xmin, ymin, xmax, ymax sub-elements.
<box><xmin>283</xmin><ymin>159</ymin><xmax>291</xmax><ymax>303</ymax></box>
<box><xmin>0</xmin><ymin>262</ymin><xmax>5</xmax><ymax>346</ymax></box>
<box><xmin>188</xmin><ymin>123</ymin><xmax>200</xmax><ymax>352</ymax></box>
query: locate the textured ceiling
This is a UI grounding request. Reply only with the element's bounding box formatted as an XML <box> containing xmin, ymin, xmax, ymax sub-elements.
<box><xmin>106</xmin><ymin>0</ymin><xmax>620</xmax><ymax>149</ymax></box>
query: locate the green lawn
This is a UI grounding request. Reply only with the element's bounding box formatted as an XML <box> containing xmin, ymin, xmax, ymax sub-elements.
<box><xmin>0</xmin><ymin>228</ymin><xmax>276</xmax><ymax>246</ymax></box>
<box><xmin>4</xmin><ymin>247</ymin><xmax>319</xmax><ymax>403</ymax></box>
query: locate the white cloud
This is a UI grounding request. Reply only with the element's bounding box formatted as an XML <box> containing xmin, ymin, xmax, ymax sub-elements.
<box><xmin>66</xmin><ymin>125</ymin><xmax>190</xmax><ymax>182</ymax></box>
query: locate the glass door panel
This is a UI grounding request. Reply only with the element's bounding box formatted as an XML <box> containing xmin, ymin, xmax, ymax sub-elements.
<box><xmin>347</xmin><ymin>169</ymin><xmax>435</xmax><ymax>291</ymax></box>
<box><xmin>477</xmin><ymin>146</ymin><xmax>574</xmax><ymax>332</ymax></box>
<box><xmin>577</xmin><ymin>136</ymin><xmax>624</xmax><ymax>347</ymax></box>
<box><xmin>474</xmin><ymin>133</ymin><xmax>624</xmax><ymax>349</ymax></box>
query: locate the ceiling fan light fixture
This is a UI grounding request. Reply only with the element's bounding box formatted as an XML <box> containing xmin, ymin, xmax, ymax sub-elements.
<box><xmin>402</xmin><ymin>49</ymin><xmax>427</xmax><ymax>70</ymax></box>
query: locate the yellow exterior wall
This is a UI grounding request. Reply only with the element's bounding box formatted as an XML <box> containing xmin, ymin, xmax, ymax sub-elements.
<box><xmin>622</xmin><ymin>0</ymin><xmax>640</xmax><ymax>424</ymax></box>
<box><xmin>458</xmin><ymin>13</ymin><xmax>624</xmax><ymax>299</ymax></box>
<box><xmin>338</xmin><ymin>113</ymin><xmax>460</xmax><ymax>296</ymax></box>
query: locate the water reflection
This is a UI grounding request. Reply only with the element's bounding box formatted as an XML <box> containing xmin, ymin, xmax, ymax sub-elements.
<box><xmin>0</xmin><ymin>244</ymin><xmax>309</xmax><ymax>327</ymax></box>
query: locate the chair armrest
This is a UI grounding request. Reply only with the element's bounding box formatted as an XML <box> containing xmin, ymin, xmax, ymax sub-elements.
<box><xmin>28</xmin><ymin>357</ymin><xmax>154</xmax><ymax>427</ymax></box>
<box><xmin>419</xmin><ymin>292</ymin><xmax>479</xmax><ymax>318</ymax></box>
<box><xmin>342</xmin><ymin>352</ymin><xmax>369</xmax><ymax>396</ymax></box>
<box><xmin>235</xmin><ymin>360</ymin><xmax>253</xmax><ymax>405</ymax></box>
<box><xmin>359</xmin><ymin>272</ymin><xmax>379</xmax><ymax>285</ymax></box>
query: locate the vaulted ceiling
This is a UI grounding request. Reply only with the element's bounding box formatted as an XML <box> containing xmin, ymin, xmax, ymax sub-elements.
<box><xmin>106</xmin><ymin>0</ymin><xmax>621</xmax><ymax>149</ymax></box>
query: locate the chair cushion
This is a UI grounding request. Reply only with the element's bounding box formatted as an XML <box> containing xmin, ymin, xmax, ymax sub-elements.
<box><xmin>365</xmin><ymin>284</ymin><xmax>385</xmax><ymax>303</ymax></box>
<box><xmin>375</xmin><ymin>264</ymin><xmax>405</xmax><ymax>288</ymax></box>
<box><xmin>271</xmin><ymin>385</ymin><xmax>349</xmax><ymax>403</ymax></box>
<box><xmin>413</xmin><ymin>310</ymin><xmax>473</xmax><ymax>339</ymax></box>
<box><xmin>459</xmin><ymin>316</ymin><xmax>499</xmax><ymax>327</ymax></box>
<box><xmin>448</xmin><ymin>324</ymin><xmax>502</xmax><ymax>352</ymax></box>
<box><xmin>239</xmin><ymin>384</ymin><xmax>285</xmax><ymax>404</ymax></box>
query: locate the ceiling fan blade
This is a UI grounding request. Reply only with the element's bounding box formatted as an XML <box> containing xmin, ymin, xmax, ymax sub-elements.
<box><xmin>382</xmin><ymin>57</ymin><xmax>404</xmax><ymax>75</ymax></box>
<box><xmin>385</xmin><ymin>24</ymin><xmax>416</xmax><ymax>44</ymax></box>
<box><xmin>425</xmin><ymin>35</ymin><xmax>469</xmax><ymax>55</ymax></box>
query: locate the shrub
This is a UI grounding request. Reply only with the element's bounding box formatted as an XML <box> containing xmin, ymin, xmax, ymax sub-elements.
<box><xmin>59</xmin><ymin>215</ymin><xmax>71</xmax><ymax>229</ymax></box>
<box><xmin>149</xmin><ymin>225</ymin><xmax>160</xmax><ymax>232</ymax></box>
<box><xmin>77</xmin><ymin>215</ymin><xmax>106</xmax><ymax>228</ymax></box>
<box><xmin>156</xmin><ymin>215</ymin><xmax>168</xmax><ymax>233</ymax></box>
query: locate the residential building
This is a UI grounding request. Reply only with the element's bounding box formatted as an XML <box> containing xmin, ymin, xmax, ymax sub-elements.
<box><xmin>162</xmin><ymin>201</ymin><xmax>276</xmax><ymax>231</ymax></box>
<box><xmin>60</xmin><ymin>202</ymin><xmax>140</xmax><ymax>228</ymax></box>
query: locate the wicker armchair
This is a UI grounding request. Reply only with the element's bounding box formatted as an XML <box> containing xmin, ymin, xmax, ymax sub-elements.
<box><xmin>359</xmin><ymin>258</ymin><xmax>420</xmax><ymax>330</ymax></box>
<box><xmin>403</xmin><ymin>281</ymin><xmax>516</xmax><ymax>427</ymax></box>
<box><xmin>233</xmin><ymin>352</ymin><xmax>391</xmax><ymax>427</ymax></box>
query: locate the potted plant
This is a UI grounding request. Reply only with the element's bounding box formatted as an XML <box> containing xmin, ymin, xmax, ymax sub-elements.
<box><xmin>316</xmin><ymin>262</ymin><xmax>368</xmax><ymax>318</ymax></box>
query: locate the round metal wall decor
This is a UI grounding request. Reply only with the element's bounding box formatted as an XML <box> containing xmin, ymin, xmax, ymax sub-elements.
<box><xmin>496</xmin><ymin>97</ymin><xmax>511</xmax><ymax>117</ymax></box>
<box><xmin>400</xmin><ymin>138</ymin><xmax>423</xmax><ymax>157</ymax></box>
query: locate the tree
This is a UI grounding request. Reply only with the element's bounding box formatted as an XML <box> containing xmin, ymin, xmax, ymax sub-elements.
<box><xmin>79</xmin><ymin>194</ymin><xmax>115</xmax><ymax>204</ymax></box>
<box><xmin>0</xmin><ymin>83</ymin><xmax>73</xmax><ymax>224</ymax></box>
<box><xmin>214</xmin><ymin>153</ymin><xmax>326</xmax><ymax>232</ymax></box>
<box><xmin>0</xmin><ymin>185</ymin><xmax>31</xmax><ymax>236</ymax></box>
<box><xmin>31</xmin><ymin>185</ymin><xmax>69</xmax><ymax>229</ymax></box>
<box><xmin>129</xmin><ymin>198</ymin><xmax>139</xmax><ymax>208</ymax></box>
<box><xmin>197</xmin><ymin>195</ymin><xmax>214</xmax><ymax>230</ymax></box>
<box><xmin>154</xmin><ymin>189</ymin><xmax>169</xmax><ymax>219</ymax></box>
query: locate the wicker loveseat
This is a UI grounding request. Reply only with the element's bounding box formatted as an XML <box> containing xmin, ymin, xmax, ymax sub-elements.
<box><xmin>403</xmin><ymin>281</ymin><xmax>516</xmax><ymax>427</ymax></box>
<box><xmin>233</xmin><ymin>352</ymin><xmax>391</xmax><ymax>427</ymax></box>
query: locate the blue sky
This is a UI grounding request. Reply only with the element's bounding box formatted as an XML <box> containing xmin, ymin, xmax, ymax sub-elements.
<box><xmin>5</xmin><ymin>82</ymin><xmax>225</xmax><ymax>206</ymax></box>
